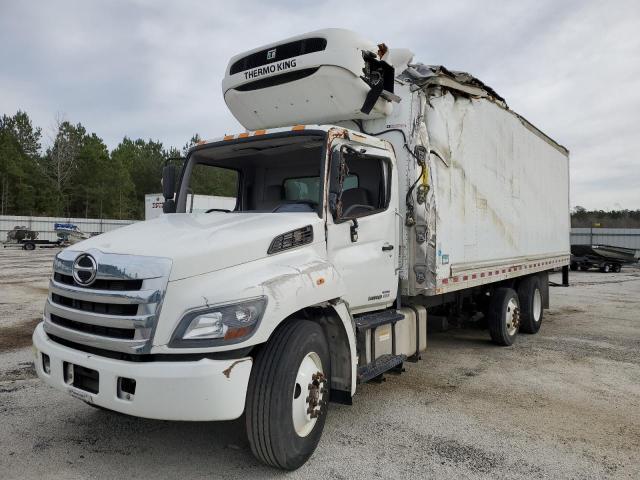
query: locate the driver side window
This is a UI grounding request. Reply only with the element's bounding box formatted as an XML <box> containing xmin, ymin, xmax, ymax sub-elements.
<box><xmin>334</xmin><ymin>154</ymin><xmax>390</xmax><ymax>219</ymax></box>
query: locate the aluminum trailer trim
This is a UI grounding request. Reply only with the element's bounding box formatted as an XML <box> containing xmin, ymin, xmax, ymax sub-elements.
<box><xmin>435</xmin><ymin>254</ymin><xmax>569</xmax><ymax>294</ymax></box>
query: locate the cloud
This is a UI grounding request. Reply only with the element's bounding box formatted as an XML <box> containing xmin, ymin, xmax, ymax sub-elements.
<box><xmin>0</xmin><ymin>0</ymin><xmax>638</xmax><ymax>208</ymax></box>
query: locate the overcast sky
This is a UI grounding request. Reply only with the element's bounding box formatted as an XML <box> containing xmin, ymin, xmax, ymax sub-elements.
<box><xmin>1</xmin><ymin>0</ymin><xmax>639</xmax><ymax>209</ymax></box>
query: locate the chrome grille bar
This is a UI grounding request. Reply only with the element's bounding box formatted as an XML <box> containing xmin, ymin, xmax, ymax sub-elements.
<box><xmin>43</xmin><ymin>320</ymin><xmax>148</xmax><ymax>353</ymax></box>
<box><xmin>49</xmin><ymin>279</ymin><xmax>161</xmax><ymax>305</ymax></box>
<box><xmin>46</xmin><ymin>299</ymin><xmax>155</xmax><ymax>329</ymax></box>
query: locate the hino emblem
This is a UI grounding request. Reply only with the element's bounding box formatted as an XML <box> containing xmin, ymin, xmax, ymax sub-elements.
<box><xmin>72</xmin><ymin>253</ymin><xmax>97</xmax><ymax>286</ymax></box>
<box><xmin>267</xmin><ymin>48</ymin><xmax>276</xmax><ymax>60</ymax></box>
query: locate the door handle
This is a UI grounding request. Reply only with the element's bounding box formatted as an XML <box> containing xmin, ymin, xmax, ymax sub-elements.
<box><xmin>382</xmin><ymin>244</ymin><xmax>394</xmax><ymax>251</ymax></box>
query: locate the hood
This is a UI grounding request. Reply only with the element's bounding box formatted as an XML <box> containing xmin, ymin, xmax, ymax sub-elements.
<box><xmin>71</xmin><ymin>212</ymin><xmax>324</xmax><ymax>281</ymax></box>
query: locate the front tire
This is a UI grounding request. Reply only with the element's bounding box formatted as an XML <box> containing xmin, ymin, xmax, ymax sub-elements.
<box><xmin>488</xmin><ymin>288</ymin><xmax>520</xmax><ymax>346</ymax></box>
<box><xmin>246</xmin><ymin>320</ymin><xmax>330</xmax><ymax>470</ymax></box>
<box><xmin>518</xmin><ymin>276</ymin><xmax>543</xmax><ymax>334</ymax></box>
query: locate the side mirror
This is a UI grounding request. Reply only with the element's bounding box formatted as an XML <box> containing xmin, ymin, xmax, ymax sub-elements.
<box><xmin>162</xmin><ymin>165</ymin><xmax>177</xmax><ymax>213</ymax></box>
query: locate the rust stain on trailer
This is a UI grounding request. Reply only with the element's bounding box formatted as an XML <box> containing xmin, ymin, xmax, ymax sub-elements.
<box><xmin>449</xmin><ymin>157</ymin><xmax>517</xmax><ymax>249</ymax></box>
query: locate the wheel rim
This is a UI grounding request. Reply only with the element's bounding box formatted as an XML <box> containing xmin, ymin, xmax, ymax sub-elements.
<box><xmin>505</xmin><ymin>297</ymin><xmax>520</xmax><ymax>336</ymax></box>
<box><xmin>533</xmin><ymin>288</ymin><xmax>542</xmax><ymax>323</ymax></box>
<box><xmin>292</xmin><ymin>351</ymin><xmax>325</xmax><ymax>438</ymax></box>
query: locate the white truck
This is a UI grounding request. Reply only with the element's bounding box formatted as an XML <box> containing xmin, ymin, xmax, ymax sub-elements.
<box><xmin>33</xmin><ymin>28</ymin><xmax>570</xmax><ymax>470</ymax></box>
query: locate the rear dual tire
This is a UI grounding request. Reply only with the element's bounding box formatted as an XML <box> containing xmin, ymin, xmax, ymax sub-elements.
<box><xmin>518</xmin><ymin>276</ymin><xmax>543</xmax><ymax>334</ymax></box>
<box><xmin>488</xmin><ymin>288</ymin><xmax>520</xmax><ymax>346</ymax></box>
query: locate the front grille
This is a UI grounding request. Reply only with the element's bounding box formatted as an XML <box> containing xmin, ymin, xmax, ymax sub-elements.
<box><xmin>45</xmin><ymin>250</ymin><xmax>172</xmax><ymax>354</ymax></box>
<box><xmin>54</xmin><ymin>272</ymin><xmax>143</xmax><ymax>291</ymax></box>
<box><xmin>50</xmin><ymin>314</ymin><xmax>135</xmax><ymax>340</ymax></box>
<box><xmin>229</xmin><ymin>37</ymin><xmax>327</xmax><ymax>75</ymax></box>
<box><xmin>51</xmin><ymin>293</ymin><xmax>138</xmax><ymax>316</ymax></box>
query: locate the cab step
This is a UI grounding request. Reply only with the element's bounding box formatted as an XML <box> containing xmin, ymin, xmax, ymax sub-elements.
<box><xmin>357</xmin><ymin>353</ymin><xmax>406</xmax><ymax>383</ymax></box>
<box><xmin>354</xmin><ymin>309</ymin><xmax>404</xmax><ymax>332</ymax></box>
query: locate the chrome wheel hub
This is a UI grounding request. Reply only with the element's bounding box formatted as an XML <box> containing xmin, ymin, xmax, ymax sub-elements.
<box><xmin>506</xmin><ymin>297</ymin><xmax>520</xmax><ymax>336</ymax></box>
<box><xmin>292</xmin><ymin>352</ymin><xmax>326</xmax><ymax>437</ymax></box>
<box><xmin>533</xmin><ymin>288</ymin><xmax>542</xmax><ymax>323</ymax></box>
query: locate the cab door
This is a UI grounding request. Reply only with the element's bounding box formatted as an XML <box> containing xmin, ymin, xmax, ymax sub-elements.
<box><xmin>326</xmin><ymin>142</ymin><xmax>399</xmax><ymax>313</ymax></box>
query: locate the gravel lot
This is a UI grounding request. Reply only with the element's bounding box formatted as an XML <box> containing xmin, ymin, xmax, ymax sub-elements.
<box><xmin>1</xmin><ymin>248</ymin><xmax>639</xmax><ymax>479</ymax></box>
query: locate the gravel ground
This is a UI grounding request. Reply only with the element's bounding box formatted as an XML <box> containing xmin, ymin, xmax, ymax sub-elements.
<box><xmin>0</xmin><ymin>248</ymin><xmax>639</xmax><ymax>479</ymax></box>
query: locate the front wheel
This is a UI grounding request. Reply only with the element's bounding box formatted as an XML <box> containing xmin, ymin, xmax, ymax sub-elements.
<box><xmin>246</xmin><ymin>320</ymin><xmax>330</xmax><ymax>470</ymax></box>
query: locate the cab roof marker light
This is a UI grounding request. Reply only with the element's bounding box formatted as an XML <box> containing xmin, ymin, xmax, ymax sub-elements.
<box><xmin>291</xmin><ymin>125</ymin><xmax>305</xmax><ymax>131</ymax></box>
<box><xmin>223</xmin><ymin>135</ymin><xmax>235</xmax><ymax>141</ymax></box>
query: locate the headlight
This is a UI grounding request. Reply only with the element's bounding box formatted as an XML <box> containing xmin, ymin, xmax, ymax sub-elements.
<box><xmin>170</xmin><ymin>297</ymin><xmax>267</xmax><ymax>347</ymax></box>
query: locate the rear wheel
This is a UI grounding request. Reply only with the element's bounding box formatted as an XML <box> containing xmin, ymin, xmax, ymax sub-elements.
<box><xmin>600</xmin><ymin>263</ymin><xmax>611</xmax><ymax>273</ymax></box>
<box><xmin>488</xmin><ymin>287</ymin><xmax>520</xmax><ymax>346</ymax></box>
<box><xmin>246</xmin><ymin>320</ymin><xmax>330</xmax><ymax>470</ymax></box>
<box><xmin>612</xmin><ymin>263</ymin><xmax>622</xmax><ymax>273</ymax></box>
<box><xmin>23</xmin><ymin>242</ymin><xmax>36</xmax><ymax>251</ymax></box>
<box><xmin>518</xmin><ymin>276</ymin><xmax>543</xmax><ymax>334</ymax></box>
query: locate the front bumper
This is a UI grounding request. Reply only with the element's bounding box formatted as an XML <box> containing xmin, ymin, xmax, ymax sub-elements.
<box><xmin>33</xmin><ymin>323</ymin><xmax>252</xmax><ymax>421</ymax></box>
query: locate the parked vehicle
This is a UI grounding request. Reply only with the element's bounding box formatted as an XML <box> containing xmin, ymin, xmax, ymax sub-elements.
<box><xmin>3</xmin><ymin>225</ymin><xmax>64</xmax><ymax>250</ymax></box>
<box><xmin>570</xmin><ymin>244</ymin><xmax>639</xmax><ymax>272</ymax></box>
<box><xmin>54</xmin><ymin>223</ymin><xmax>92</xmax><ymax>245</ymax></box>
<box><xmin>33</xmin><ymin>29</ymin><xmax>570</xmax><ymax>470</ymax></box>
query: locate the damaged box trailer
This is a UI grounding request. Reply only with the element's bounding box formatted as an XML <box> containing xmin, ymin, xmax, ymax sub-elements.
<box><xmin>33</xmin><ymin>28</ymin><xmax>570</xmax><ymax>470</ymax></box>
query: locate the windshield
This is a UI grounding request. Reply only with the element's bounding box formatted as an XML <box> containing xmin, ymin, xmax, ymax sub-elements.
<box><xmin>177</xmin><ymin>133</ymin><xmax>326</xmax><ymax>214</ymax></box>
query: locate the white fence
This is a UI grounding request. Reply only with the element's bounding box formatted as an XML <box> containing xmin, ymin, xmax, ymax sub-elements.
<box><xmin>571</xmin><ymin>228</ymin><xmax>640</xmax><ymax>250</ymax></box>
<box><xmin>0</xmin><ymin>215</ymin><xmax>135</xmax><ymax>242</ymax></box>
<box><xmin>3</xmin><ymin>216</ymin><xmax>640</xmax><ymax>249</ymax></box>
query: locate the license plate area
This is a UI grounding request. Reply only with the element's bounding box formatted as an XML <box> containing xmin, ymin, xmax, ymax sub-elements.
<box><xmin>63</xmin><ymin>362</ymin><xmax>99</xmax><ymax>394</ymax></box>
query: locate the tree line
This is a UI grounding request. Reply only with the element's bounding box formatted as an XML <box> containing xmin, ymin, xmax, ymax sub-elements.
<box><xmin>2</xmin><ymin>110</ymin><xmax>639</xmax><ymax>225</ymax></box>
<box><xmin>571</xmin><ymin>207</ymin><xmax>640</xmax><ymax>228</ymax></box>
<box><xmin>0</xmin><ymin>110</ymin><xmax>205</xmax><ymax>220</ymax></box>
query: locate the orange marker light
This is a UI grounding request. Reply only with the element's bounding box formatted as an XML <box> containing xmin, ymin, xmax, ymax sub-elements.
<box><xmin>223</xmin><ymin>135</ymin><xmax>234</xmax><ymax>141</ymax></box>
<box><xmin>291</xmin><ymin>125</ymin><xmax>305</xmax><ymax>131</ymax></box>
<box><xmin>254</xmin><ymin>129</ymin><xmax>266</xmax><ymax>136</ymax></box>
<box><xmin>238</xmin><ymin>132</ymin><xmax>249</xmax><ymax>138</ymax></box>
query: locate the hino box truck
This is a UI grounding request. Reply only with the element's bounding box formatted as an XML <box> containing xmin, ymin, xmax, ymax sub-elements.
<box><xmin>33</xmin><ymin>28</ymin><xmax>570</xmax><ymax>470</ymax></box>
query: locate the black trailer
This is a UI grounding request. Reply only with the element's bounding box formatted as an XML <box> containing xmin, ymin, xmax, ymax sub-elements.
<box><xmin>570</xmin><ymin>244</ymin><xmax>640</xmax><ymax>273</ymax></box>
<box><xmin>3</xmin><ymin>238</ymin><xmax>65</xmax><ymax>250</ymax></box>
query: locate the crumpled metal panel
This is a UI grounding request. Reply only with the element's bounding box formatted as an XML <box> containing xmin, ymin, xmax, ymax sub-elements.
<box><xmin>398</xmin><ymin>63</ymin><xmax>507</xmax><ymax>106</ymax></box>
